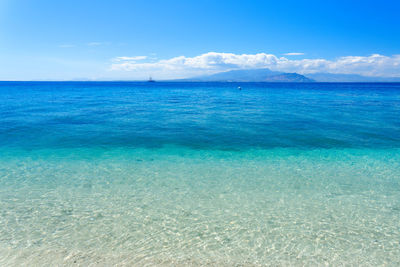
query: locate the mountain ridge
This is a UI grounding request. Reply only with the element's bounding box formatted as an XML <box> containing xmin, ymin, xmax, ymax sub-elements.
<box><xmin>307</xmin><ymin>73</ymin><xmax>400</xmax><ymax>82</ymax></box>
<box><xmin>173</xmin><ymin>68</ymin><xmax>400</xmax><ymax>82</ymax></box>
<box><xmin>179</xmin><ymin>68</ymin><xmax>314</xmax><ymax>82</ymax></box>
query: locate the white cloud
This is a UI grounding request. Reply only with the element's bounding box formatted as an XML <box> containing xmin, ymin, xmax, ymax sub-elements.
<box><xmin>113</xmin><ymin>56</ymin><xmax>148</xmax><ymax>62</ymax></box>
<box><xmin>284</xmin><ymin>52</ymin><xmax>305</xmax><ymax>56</ymax></box>
<box><xmin>110</xmin><ymin>52</ymin><xmax>400</xmax><ymax>79</ymax></box>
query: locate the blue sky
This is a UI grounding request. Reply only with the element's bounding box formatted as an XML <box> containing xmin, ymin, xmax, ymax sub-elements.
<box><xmin>1</xmin><ymin>0</ymin><xmax>399</xmax><ymax>80</ymax></box>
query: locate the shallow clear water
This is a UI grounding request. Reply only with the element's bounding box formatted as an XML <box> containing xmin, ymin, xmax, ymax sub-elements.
<box><xmin>1</xmin><ymin>82</ymin><xmax>400</xmax><ymax>265</ymax></box>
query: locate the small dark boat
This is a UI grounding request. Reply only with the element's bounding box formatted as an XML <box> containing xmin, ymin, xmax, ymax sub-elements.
<box><xmin>148</xmin><ymin>76</ymin><xmax>155</xmax><ymax>82</ymax></box>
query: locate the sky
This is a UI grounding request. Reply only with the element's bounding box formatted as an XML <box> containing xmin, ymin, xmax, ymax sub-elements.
<box><xmin>0</xmin><ymin>0</ymin><xmax>400</xmax><ymax>80</ymax></box>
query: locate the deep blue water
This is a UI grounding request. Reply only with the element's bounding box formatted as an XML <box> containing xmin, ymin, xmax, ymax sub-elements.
<box><xmin>1</xmin><ymin>82</ymin><xmax>399</xmax><ymax>150</ymax></box>
<box><xmin>1</xmin><ymin>82</ymin><xmax>400</xmax><ymax>265</ymax></box>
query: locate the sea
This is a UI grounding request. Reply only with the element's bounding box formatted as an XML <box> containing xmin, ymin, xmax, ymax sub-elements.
<box><xmin>0</xmin><ymin>81</ymin><xmax>400</xmax><ymax>266</ymax></box>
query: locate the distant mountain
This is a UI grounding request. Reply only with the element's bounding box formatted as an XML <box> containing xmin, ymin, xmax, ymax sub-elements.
<box><xmin>264</xmin><ymin>73</ymin><xmax>314</xmax><ymax>82</ymax></box>
<box><xmin>187</xmin><ymin>68</ymin><xmax>280</xmax><ymax>82</ymax></box>
<box><xmin>307</xmin><ymin>73</ymin><xmax>400</xmax><ymax>82</ymax></box>
<box><xmin>182</xmin><ymin>68</ymin><xmax>314</xmax><ymax>82</ymax></box>
<box><xmin>175</xmin><ymin>69</ymin><xmax>400</xmax><ymax>83</ymax></box>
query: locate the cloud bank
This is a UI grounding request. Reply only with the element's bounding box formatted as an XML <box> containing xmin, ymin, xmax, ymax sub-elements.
<box><xmin>113</xmin><ymin>56</ymin><xmax>148</xmax><ymax>62</ymax></box>
<box><xmin>284</xmin><ymin>52</ymin><xmax>305</xmax><ymax>56</ymax></box>
<box><xmin>110</xmin><ymin>52</ymin><xmax>400</xmax><ymax>79</ymax></box>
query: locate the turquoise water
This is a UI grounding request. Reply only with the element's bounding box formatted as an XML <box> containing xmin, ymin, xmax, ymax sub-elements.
<box><xmin>1</xmin><ymin>82</ymin><xmax>400</xmax><ymax>265</ymax></box>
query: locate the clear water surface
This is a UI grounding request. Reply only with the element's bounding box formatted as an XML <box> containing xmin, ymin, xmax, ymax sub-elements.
<box><xmin>0</xmin><ymin>82</ymin><xmax>400</xmax><ymax>265</ymax></box>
